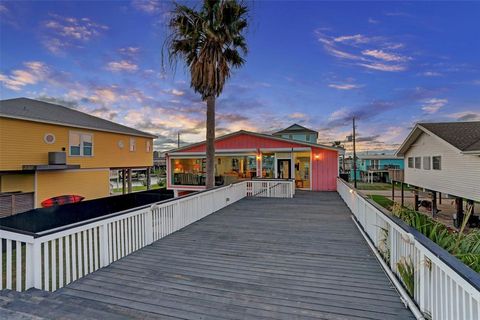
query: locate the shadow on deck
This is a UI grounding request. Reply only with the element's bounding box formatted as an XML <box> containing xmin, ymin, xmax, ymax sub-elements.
<box><xmin>0</xmin><ymin>191</ymin><xmax>414</xmax><ymax>319</ymax></box>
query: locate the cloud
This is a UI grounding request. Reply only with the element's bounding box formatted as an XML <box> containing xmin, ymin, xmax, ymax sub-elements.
<box><xmin>448</xmin><ymin>111</ymin><xmax>480</xmax><ymax>121</ymax></box>
<box><xmin>288</xmin><ymin>112</ymin><xmax>307</xmax><ymax>120</ymax></box>
<box><xmin>328</xmin><ymin>83</ymin><xmax>363</xmax><ymax>90</ymax></box>
<box><xmin>131</xmin><ymin>0</ymin><xmax>166</xmax><ymax>14</ymax></box>
<box><xmin>419</xmin><ymin>71</ymin><xmax>442</xmax><ymax>77</ymax></box>
<box><xmin>334</xmin><ymin>34</ymin><xmax>371</xmax><ymax>45</ymax></box>
<box><xmin>358</xmin><ymin>62</ymin><xmax>406</xmax><ymax>72</ymax></box>
<box><xmin>118</xmin><ymin>46</ymin><xmax>140</xmax><ymax>56</ymax></box>
<box><xmin>368</xmin><ymin>18</ymin><xmax>379</xmax><ymax>24</ymax></box>
<box><xmin>362</xmin><ymin>49</ymin><xmax>410</xmax><ymax>62</ymax></box>
<box><xmin>315</xmin><ymin>30</ymin><xmax>410</xmax><ymax>72</ymax></box>
<box><xmin>421</xmin><ymin>98</ymin><xmax>447</xmax><ymax>114</ymax></box>
<box><xmin>0</xmin><ymin>61</ymin><xmax>49</xmax><ymax>91</ymax></box>
<box><xmin>42</xmin><ymin>14</ymin><xmax>108</xmax><ymax>54</ymax></box>
<box><xmin>106</xmin><ymin>60</ymin><xmax>138</xmax><ymax>72</ymax></box>
<box><xmin>169</xmin><ymin>89</ymin><xmax>185</xmax><ymax>96</ymax></box>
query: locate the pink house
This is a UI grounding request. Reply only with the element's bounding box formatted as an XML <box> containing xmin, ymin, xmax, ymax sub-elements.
<box><xmin>165</xmin><ymin>129</ymin><xmax>342</xmax><ymax>195</ymax></box>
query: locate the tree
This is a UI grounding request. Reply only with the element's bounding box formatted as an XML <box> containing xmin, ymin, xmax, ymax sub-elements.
<box><xmin>165</xmin><ymin>0</ymin><xmax>248</xmax><ymax>188</ymax></box>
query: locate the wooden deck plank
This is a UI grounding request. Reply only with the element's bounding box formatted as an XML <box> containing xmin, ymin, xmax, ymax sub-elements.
<box><xmin>1</xmin><ymin>191</ymin><xmax>415</xmax><ymax>319</ymax></box>
<box><xmin>53</xmin><ymin>191</ymin><xmax>414</xmax><ymax>319</ymax></box>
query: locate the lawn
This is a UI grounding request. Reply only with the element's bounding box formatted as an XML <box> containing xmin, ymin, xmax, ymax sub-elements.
<box><xmin>354</xmin><ymin>182</ymin><xmax>413</xmax><ymax>191</ymax></box>
<box><xmin>112</xmin><ymin>184</ymin><xmax>163</xmax><ymax>193</ymax></box>
<box><xmin>368</xmin><ymin>194</ymin><xmax>394</xmax><ymax>209</ymax></box>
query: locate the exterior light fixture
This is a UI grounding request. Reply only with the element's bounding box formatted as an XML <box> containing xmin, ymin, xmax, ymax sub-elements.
<box><xmin>314</xmin><ymin>154</ymin><xmax>320</xmax><ymax>160</ymax></box>
<box><xmin>256</xmin><ymin>155</ymin><xmax>261</xmax><ymax>160</ymax></box>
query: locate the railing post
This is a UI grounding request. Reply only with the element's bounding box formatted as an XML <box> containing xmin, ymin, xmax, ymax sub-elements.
<box><xmin>32</xmin><ymin>240</ymin><xmax>42</xmax><ymax>289</ymax></box>
<box><xmin>99</xmin><ymin>223</ymin><xmax>109</xmax><ymax>267</ymax></box>
<box><xmin>145</xmin><ymin>208</ymin><xmax>154</xmax><ymax>245</ymax></box>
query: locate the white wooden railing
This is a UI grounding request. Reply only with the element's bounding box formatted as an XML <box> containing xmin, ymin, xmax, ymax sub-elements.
<box><xmin>0</xmin><ymin>179</ymin><xmax>294</xmax><ymax>292</ymax></box>
<box><xmin>337</xmin><ymin>178</ymin><xmax>480</xmax><ymax>320</ymax></box>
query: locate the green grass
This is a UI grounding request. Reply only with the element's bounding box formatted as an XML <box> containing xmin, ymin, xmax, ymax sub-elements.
<box><xmin>355</xmin><ymin>182</ymin><xmax>413</xmax><ymax>191</ymax></box>
<box><xmin>112</xmin><ymin>184</ymin><xmax>162</xmax><ymax>193</ymax></box>
<box><xmin>369</xmin><ymin>195</ymin><xmax>394</xmax><ymax>209</ymax></box>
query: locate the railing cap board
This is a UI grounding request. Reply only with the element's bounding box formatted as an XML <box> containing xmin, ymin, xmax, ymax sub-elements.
<box><xmin>337</xmin><ymin>178</ymin><xmax>480</xmax><ymax>292</ymax></box>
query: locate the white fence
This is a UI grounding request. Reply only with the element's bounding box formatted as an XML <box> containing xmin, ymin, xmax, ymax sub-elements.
<box><xmin>0</xmin><ymin>179</ymin><xmax>294</xmax><ymax>292</ymax></box>
<box><xmin>337</xmin><ymin>178</ymin><xmax>480</xmax><ymax>320</ymax></box>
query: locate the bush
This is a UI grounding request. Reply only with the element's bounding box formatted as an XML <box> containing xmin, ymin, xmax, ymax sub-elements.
<box><xmin>392</xmin><ymin>204</ymin><xmax>480</xmax><ymax>273</ymax></box>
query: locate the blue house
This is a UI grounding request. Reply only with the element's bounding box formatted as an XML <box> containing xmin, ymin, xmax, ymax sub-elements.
<box><xmin>350</xmin><ymin>155</ymin><xmax>404</xmax><ymax>183</ymax></box>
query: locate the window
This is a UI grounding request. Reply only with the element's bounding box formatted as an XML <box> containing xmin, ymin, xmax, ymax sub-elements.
<box><xmin>262</xmin><ymin>153</ymin><xmax>275</xmax><ymax>178</ymax></box>
<box><xmin>433</xmin><ymin>156</ymin><xmax>441</xmax><ymax>170</ymax></box>
<box><xmin>172</xmin><ymin>158</ymin><xmax>205</xmax><ymax>185</ymax></box>
<box><xmin>423</xmin><ymin>156</ymin><xmax>431</xmax><ymax>170</ymax></box>
<box><xmin>69</xmin><ymin>132</ymin><xmax>93</xmax><ymax>156</ymax></box>
<box><xmin>130</xmin><ymin>138</ymin><xmax>136</xmax><ymax>152</ymax></box>
<box><xmin>408</xmin><ymin>157</ymin><xmax>414</xmax><ymax>168</ymax></box>
<box><xmin>414</xmin><ymin>157</ymin><xmax>421</xmax><ymax>169</ymax></box>
<box><xmin>146</xmin><ymin>140</ymin><xmax>151</xmax><ymax>152</ymax></box>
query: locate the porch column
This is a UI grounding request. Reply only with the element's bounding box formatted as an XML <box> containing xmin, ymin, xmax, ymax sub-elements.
<box><xmin>146</xmin><ymin>167</ymin><xmax>151</xmax><ymax>190</ymax></box>
<box><xmin>127</xmin><ymin>168</ymin><xmax>132</xmax><ymax>193</ymax></box>
<box><xmin>256</xmin><ymin>150</ymin><xmax>262</xmax><ymax>178</ymax></box>
<box><xmin>122</xmin><ymin>169</ymin><xmax>126</xmax><ymax>195</ymax></box>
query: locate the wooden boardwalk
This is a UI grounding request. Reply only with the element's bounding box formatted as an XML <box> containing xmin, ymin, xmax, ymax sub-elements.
<box><xmin>1</xmin><ymin>191</ymin><xmax>414</xmax><ymax>319</ymax></box>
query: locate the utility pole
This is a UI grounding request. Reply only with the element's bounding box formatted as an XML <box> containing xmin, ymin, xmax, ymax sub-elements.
<box><xmin>353</xmin><ymin>117</ymin><xmax>357</xmax><ymax>188</ymax></box>
<box><xmin>177</xmin><ymin>132</ymin><xmax>180</xmax><ymax>148</ymax></box>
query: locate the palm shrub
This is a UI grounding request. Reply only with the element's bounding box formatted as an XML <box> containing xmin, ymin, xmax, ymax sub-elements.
<box><xmin>397</xmin><ymin>257</ymin><xmax>415</xmax><ymax>297</ymax></box>
<box><xmin>391</xmin><ymin>204</ymin><xmax>480</xmax><ymax>272</ymax></box>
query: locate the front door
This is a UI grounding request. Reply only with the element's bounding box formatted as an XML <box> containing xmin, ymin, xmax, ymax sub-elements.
<box><xmin>277</xmin><ymin>159</ymin><xmax>291</xmax><ymax>179</ymax></box>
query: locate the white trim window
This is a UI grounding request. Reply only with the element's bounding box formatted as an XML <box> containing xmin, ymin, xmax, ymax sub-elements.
<box><xmin>130</xmin><ymin>138</ymin><xmax>136</xmax><ymax>152</ymax></box>
<box><xmin>432</xmin><ymin>156</ymin><xmax>441</xmax><ymax>170</ymax></box>
<box><xmin>414</xmin><ymin>157</ymin><xmax>421</xmax><ymax>169</ymax></box>
<box><xmin>69</xmin><ymin>132</ymin><xmax>93</xmax><ymax>156</ymax></box>
<box><xmin>423</xmin><ymin>156</ymin><xmax>431</xmax><ymax>170</ymax></box>
<box><xmin>407</xmin><ymin>157</ymin><xmax>414</xmax><ymax>168</ymax></box>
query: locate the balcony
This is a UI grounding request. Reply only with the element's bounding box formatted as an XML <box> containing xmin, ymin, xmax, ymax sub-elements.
<box><xmin>366</xmin><ymin>164</ymin><xmax>401</xmax><ymax>171</ymax></box>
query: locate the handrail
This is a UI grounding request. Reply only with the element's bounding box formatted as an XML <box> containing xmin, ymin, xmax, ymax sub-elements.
<box><xmin>338</xmin><ymin>178</ymin><xmax>480</xmax><ymax>291</ymax></box>
<box><xmin>0</xmin><ymin>179</ymin><xmax>294</xmax><ymax>293</ymax></box>
<box><xmin>337</xmin><ymin>178</ymin><xmax>480</xmax><ymax>320</ymax></box>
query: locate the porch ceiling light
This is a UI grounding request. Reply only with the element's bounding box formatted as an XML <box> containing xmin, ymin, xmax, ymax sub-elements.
<box><xmin>314</xmin><ymin>154</ymin><xmax>320</xmax><ymax>160</ymax></box>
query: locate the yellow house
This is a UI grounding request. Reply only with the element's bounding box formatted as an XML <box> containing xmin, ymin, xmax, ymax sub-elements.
<box><xmin>0</xmin><ymin>97</ymin><xmax>156</xmax><ymax>213</ymax></box>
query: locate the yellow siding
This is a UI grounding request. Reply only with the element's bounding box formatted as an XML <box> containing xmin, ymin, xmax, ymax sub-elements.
<box><xmin>0</xmin><ymin>117</ymin><xmax>153</xmax><ymax>171</ymax></box>
<box><xmin>0</xmin><ymin>174</ymin><xmax>34</xmax><ymax>192</ymax></box>
<box><xmin>36</xmin><ymin>169</ymin><xmax>110</xmax><ymax>207</ymax></box>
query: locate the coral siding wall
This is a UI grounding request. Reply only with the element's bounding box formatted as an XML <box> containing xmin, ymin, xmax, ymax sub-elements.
<box><xmin>311</xmin><ymin>147</ymin><xmax>338</xmax><ymax>191</ymax></box>
<box><xmin>181</xmin><ymin>133</ymin><xmax>307</xmax><ymax>151</ymax></box>
<box><xmin>170</xmin><ymin>133</ymin><xmax>339</xmax><ymax>191</ymax></box>
<box><xmin>0</xmin><ymin>117</ymin><xmax>153</xmax><ymax>171</ymax></box>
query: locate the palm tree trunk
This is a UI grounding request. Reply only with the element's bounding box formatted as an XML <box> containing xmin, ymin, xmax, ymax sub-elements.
<box><xmin>205</xmin><ymin>95</ymin><xmax>215</xmax><ymax>189</ymax></box>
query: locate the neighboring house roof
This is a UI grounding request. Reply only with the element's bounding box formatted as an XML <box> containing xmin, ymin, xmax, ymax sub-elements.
<box><xmin>397</xmin><ymin>121</ymin><xmax>480</xmax><ymax>155</ymax></box>
<box><xmin>167</xmin><ymin>130</ymin><xmax>343</xmax><ymax>154</ymax></box>
<box><xmin>273</xmin><ymin>123</ymin><xmax>317</xmax><ymax>134</ymax></box>
<box><xmin>0</xmin><ymin>97</ymin><xmax>157</xmax><ymax>139</ymax></box>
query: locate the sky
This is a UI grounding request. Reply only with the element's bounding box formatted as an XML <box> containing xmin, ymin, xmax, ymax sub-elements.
<box><xmin>1</xmin><ymin>1</ymin><xmax>480</xmax><ymax>153</ymax></box>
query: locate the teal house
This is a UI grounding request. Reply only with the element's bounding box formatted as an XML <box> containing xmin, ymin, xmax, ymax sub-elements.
<box><xmin>350</xmin><ymin>155</ymin><xmax>404</xmax><ymax>183</ymax></box>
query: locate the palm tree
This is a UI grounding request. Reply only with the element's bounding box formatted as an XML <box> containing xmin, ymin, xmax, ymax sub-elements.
<box><xmin>165</xmin><ymin>0</ymin><xmax>248</xmax><ymax>188</ymax></box>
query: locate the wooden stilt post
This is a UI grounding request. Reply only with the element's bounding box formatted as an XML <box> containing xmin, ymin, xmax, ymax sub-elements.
<box><xmin>146</xmin><ymin>167</ymin><xmax>151</xmax><ymax>190</ymax></box>
<box><xmin>414</xmin><ymin>189</ymin><xmax>419</xmax><ymax>211</ymax></box>
<box><xmin>432</xmin><ymin>191</ymin><xmax>437</xmax><ymax>217</ymax></box>
<box><xmin>455</xmin><ymin>197</ymin><xmax>464</xmax><ymax>228</ymax></box>
<box><xmin>391</xmin><ymin>180</ymin><xmax>395</xmax><ymax>202</ymax></box>
<box><xmin>127</xmin><ymin>168</ymin><xmax>132</xmax><ymax>193</ymax></box>
<box><xmin>401</xmin><ymin>182</ymin><xmax>404</xmax><ymax>207</ymax></box>
<box><xmin>439</xmin><ymin>192</ymin><xmax>442</xmax><ymax>204</ymax></box>
<box><xmin>122</xmin><ymin>169</ymin><xmax>126</xmax><ymax>195</ymax></box>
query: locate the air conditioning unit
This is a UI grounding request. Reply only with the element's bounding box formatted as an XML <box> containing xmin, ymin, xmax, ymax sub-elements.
<box><xmin>48</xmin><ymin>152</ymin><xmax>66</xmax><ymax>165</ymax></box>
